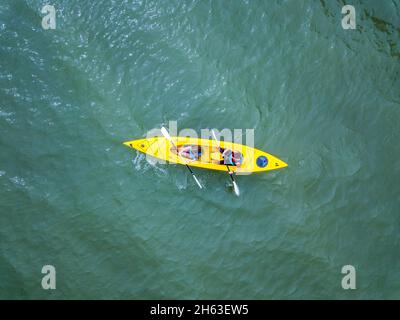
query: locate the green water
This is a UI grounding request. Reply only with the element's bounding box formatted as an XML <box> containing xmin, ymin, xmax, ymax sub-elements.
<box><xmin>1</xmin><ymin>0</ymin><xmax>400</xmax><ymax>299</ymax></box>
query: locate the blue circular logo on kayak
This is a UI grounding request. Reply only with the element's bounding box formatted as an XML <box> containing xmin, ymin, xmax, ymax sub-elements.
<box><xmin>256</xmin><ymin>156</ymin><xmax>268</xmax><ymax>168</ymax></box>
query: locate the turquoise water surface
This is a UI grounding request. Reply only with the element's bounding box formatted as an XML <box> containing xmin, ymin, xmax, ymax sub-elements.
<box><xmin>1</xmin><ymin>0</ymin><xmax>400</xmax><ymax>299</ymax></box>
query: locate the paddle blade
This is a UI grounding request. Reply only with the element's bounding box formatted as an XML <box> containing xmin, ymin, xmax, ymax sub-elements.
<box><xmin>192</xmin><ymin>174</ymin><xmax>203</xmax><ymax>189</ymax></box>
<box><xmin>233</xmin><ymin>181</ymin><xmax>240</xmax><ymax>196</ymax></box>
<box><xmin>160</xmin><ymin>127</ymin><xmax>172</xmax><ymax>141</ymax></box>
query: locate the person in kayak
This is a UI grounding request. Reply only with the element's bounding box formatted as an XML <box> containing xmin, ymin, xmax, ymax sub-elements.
<box><xmin>219</xmin><ymin>148</ymin><xmax>242</xmax><ymax>167</ymax></box>
<box><xmin>177</xmin><ymin>145</ymin><xmax>202</xmax><ymax>161</ymax></box>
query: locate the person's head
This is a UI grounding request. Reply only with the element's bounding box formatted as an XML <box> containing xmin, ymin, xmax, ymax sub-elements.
<box><xmin>232</xmin><ymin>151</ymin><xmax>242</xmax><ymax>167</ymax></box>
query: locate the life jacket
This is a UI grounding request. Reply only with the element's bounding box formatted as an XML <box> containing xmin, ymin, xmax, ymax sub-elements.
<box><xmin>188</xmin><ymin>146</ymin><xmax>201</xmax><ymax>160</ymax></box>
<box><xmin>222</xmin><ymin>149</ymin><xmax>234</xmax><ymax>165</ymax></box>
<box><xmin>229</xmin><ymin>151</ymin><xmax>242</xmax><ymax>165</ymax></box>
<box><xmin>188</xmin><ymin>147</ymin><xmax>195</xmax><ymax>160</ymax></box>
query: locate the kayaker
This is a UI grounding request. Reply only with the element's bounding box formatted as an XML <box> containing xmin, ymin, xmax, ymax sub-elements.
<box><xmin>220</xmin><ymin>149</ymin><xmax>242</xmax><ymax>167</ymax></box>
<box><xmin>178</xmin><ymin>145</ymin><xmax>202</xmax><ymax>161</ymax></box>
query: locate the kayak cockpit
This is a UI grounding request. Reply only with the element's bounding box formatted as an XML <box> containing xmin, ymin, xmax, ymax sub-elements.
<box><xmin>171</xmin><ymin>144</ymin><xmax>243</xmax><ymax>167</ymax></box>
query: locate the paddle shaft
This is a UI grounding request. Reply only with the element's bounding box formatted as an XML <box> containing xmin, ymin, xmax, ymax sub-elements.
<box><xmin>227</xmin><ymin>165</ymin><xmax>235</xmax><ymax>180</ymax></box>
<box><xmin>186</xmin><ymin>164</ymin><xmax>199</xmax><ymax>179</ymax></box>
<box><xmin>212</xmin><ymin>130</ymin><xmax>239</xmax><ymax>196</ymax></box>
<box><xmin>161</xmin><ymin>127</ymin><xmax>202</xmax><ymax>189</ymax></box>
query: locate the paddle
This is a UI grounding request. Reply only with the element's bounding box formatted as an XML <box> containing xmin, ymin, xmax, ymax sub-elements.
<box><xmin>211</xmin><ymin>130</ymin><xmax>240</xmax><ymax>196</ymax></box>
<box><xmin>161</xmin><ymin>127</ymin><xmax>203</xmax><ymax>189</ymax></box>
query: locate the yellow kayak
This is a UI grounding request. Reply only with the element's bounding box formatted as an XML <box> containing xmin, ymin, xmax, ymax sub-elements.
<box><xmin>123</xmin><ymin>136</ymin><xmax>288</xmax><ymax>174</ymax></box>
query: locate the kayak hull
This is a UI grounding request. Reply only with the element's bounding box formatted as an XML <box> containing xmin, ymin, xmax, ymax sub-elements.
<box><xmin>123</xmin><ymin>137</ymin><xmax>288</xmax><ymax>173</ymax></box>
